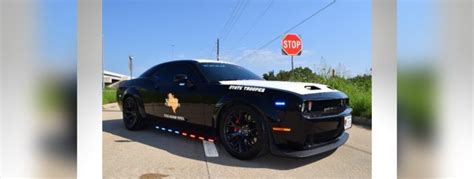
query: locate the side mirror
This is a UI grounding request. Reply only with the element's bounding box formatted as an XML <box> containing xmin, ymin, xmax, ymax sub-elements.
<box><xmin>174</xmin><ymin>74</ymin><xmax>192</xmax><ymax>87</ymax></box>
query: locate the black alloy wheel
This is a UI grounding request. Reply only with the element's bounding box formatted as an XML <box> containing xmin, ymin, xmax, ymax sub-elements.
<box><xmin>122</xmin><ymin>97</ymin><xmax>146</xmax><ymax>130</ymax></box>
<box><xmin>219</xmin><ymin>104</ymin><xmax>269</xmax><ymax>159</ymax></box>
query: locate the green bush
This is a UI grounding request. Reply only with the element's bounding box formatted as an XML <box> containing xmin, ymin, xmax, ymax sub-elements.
<box><xmin>398</xmin><ymin>69</ymin><xmax>434</xmax><ymax>133</ymax></box>
<box><xmin>263</xmin><ymin>67</ymin><xmax>371</xmax><ymax>119</ymax></box>
<box><xmin>103</xmin><ymin>89</ymin><xmax>117</xmax><ymax>104</ymax></box>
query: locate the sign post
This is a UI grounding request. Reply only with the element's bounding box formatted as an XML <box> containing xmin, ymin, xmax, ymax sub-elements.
<box><xmin>281</xmin><ymin>33</ymin><xmax>302</xmax><ymax>77</ymax></box>
<box><xmin>291</xmin><ymin>56</ymin><xmax>294</xmax><ymax>71</ymax></box>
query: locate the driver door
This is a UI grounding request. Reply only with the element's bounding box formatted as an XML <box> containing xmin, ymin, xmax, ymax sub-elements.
<box><xmin>153</xmin><ymin>62</ymin><xmax>206</xmax><ymax>126</ymax></box>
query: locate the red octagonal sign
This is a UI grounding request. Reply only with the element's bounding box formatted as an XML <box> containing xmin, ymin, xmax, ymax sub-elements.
<box><xmin>281</xmin><ymin>33</ymin><xmax>302</xmax><ymax>56</ymax></box>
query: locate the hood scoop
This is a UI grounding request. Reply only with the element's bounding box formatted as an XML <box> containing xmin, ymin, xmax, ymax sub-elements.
<box><xmin>304</xmin><ymin>85</ymin><xmax>320</xmax><ymax>90</ymax></box>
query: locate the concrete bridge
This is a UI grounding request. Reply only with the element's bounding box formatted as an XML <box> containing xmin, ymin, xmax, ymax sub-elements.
<box><xmin>103</xmin><ymin>70</ymin><xmax>130</xmax><ymax>88</ymax></box>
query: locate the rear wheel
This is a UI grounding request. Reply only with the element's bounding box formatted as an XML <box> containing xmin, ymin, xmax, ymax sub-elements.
<box><xmin>219</xmin><ymin>104</ymin><xmax>269</xmax><ymax>160</ymax></box>
<box><xmin>122</xmin><ymin>97</ymin><xmax>146</xmax><ymax>130</ymax></box>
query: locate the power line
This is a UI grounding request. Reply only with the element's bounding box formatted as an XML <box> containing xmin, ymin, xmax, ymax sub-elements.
<box><xmin>209</xmin><ymin>0</ymin><xmax>250</xmax><ymax>59</ymax></box>
<box><xmin>208</xmin><ymin>0</ymin><xmax>243</xmax><ymax>59</ymax></box>
<box><xmin>256</xmin><ymin>0</ymin><xmax>336</xmax><ymax>51</ymax></box>
<box><xmin>221</xmin><ymin>0</ymin><xmax>250</xmax><ymax>41</ymax></box>
<box><xmin>234</xmin><ymin>0</ymin><xmax>336</xmax><ymax>64</ymax></box>
<box><xmin>217</xmin><ymin>0</ymin><xmax>243</xmax><ymax>39</ymax></box>
<box><xmin>237</xmin><ymin>0</ymin><xmax>274</xmax><ymax>44</ymax></box>
<box><xmin>228</xmin><ymin>0</ymin><xmax>274</xmax><ymax>54</ymax></box>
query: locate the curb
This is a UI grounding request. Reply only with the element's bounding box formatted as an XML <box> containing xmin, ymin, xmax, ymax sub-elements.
<box><xmin>352</xmin><ymin>116</ymin><xmax>371</xmax><ymax>127</ymax></box>
<box><xmin>103</xmin><ymin>102</ymin><xmax>119</xmax><ymax>110</ymax></box>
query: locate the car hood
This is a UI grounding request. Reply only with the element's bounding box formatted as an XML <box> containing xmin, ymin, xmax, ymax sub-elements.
<box><xmin>219</xmin><ymin>80</ymin><xmax>337</xmax><ymax>95</ymax></box>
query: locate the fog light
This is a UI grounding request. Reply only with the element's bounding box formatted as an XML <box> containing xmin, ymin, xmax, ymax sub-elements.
<box><xmin>344</xmin><ymin>115</ymin><xmax>352</xmax><ymax>130</ymax></box>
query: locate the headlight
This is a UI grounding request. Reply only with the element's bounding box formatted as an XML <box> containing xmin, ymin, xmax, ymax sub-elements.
<box><xmin>301</xmin><ymin>101</ymin><xmax>313</xmax><ymax>112</ymax></box>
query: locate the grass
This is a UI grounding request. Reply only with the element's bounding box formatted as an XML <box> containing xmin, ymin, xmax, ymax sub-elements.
<box><xmin>304</xmin><ymin>76</ymin><xmax>371</xmax><ymax>119</ymax></box>
<box><xmin>103</xmin><ymin>88</ymin><xmax>117</xmax><ymax>104</ymax></box>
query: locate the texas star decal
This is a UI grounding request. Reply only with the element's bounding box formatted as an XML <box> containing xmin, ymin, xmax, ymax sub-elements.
<box><xmin>165</xmin><ymin>93</ymin><xmax>180</xmax><ymax>113</ymax></box>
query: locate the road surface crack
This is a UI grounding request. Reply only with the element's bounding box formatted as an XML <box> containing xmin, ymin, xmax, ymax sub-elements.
<box><xmin>344</xmin><ymin>144</ymin><xmax>372</xmax><ymax>155</ymax></box>
<box><xmin>203</xmin><ymin>148</ymin><xmax>211</xmax><ymax>179</ymax></box>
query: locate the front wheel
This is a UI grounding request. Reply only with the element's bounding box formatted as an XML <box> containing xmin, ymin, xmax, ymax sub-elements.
<box><xmin>122</xmin><ymin>97</ymin><xmax>146</xmax><ymax>130</ymax></box>
<box><xmin>219</xmin><ymin>104</ymin><xmax>269</xmax><ymax>160</ymax></box>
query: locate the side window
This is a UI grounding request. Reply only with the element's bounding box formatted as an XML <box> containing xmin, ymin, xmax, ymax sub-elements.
<box><xmin>152</xmin><ymin>63</ymin><xmax>199</xmax><ymax>84</ymax></box>
<box><xmin>152</xmin><ymin>65</ymin><xmax>174</xmax><ymax>83</ymax></box>
<box><xmin>140</xmin><ymin>65</ymin><xmax>160</xmax><ymax>78</ymax></box>
<box><xmin>176</xmin><ymin>64</ymin><xmax>199</xmax><ymax>83</ymax></box>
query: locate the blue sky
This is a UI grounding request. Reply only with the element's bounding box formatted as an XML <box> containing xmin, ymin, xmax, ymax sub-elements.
<box><xmin>397</xmin><ymin>0</ymin><xmax>436</xmax><ymax>66</ymax></box>
<box><xmin>103</xmin><ymin>0</ymin><xmax>372</xmax><ymax>77</ymax></box>
<box><xmin>37</xmin><ymin>0</ymin><xmax>436</xmax><ymax>77</ymax></box>
<box><xmin>39</xmin><ymin>0</ymin><xmax>77</xmax><ymax>69</ymax></box>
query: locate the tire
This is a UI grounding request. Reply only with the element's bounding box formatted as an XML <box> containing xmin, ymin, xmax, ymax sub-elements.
<box><xmin>219</xmin><ymin>104</ymin><xmax>269</xmax><ymax>160</ymax></box>
<box><xmin>122</xmin><ymin>96</ymin><xmax>147</xmax><ymax>130</ymax></box>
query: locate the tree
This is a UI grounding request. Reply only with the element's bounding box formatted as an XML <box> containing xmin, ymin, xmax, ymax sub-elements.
<box><xmin>262</xmin><ymin>70</ymin><xmax>276</xmax><ymax>80</ymax></box>
<box><xmin>290</xmin><ymin>67</ymin><xmax>318</xmax><ymax>82</ymax></box>
<box><xmin>262</xmin><ymin>67</ymin><xmax>319</xmax><ymax>82</ymax></box>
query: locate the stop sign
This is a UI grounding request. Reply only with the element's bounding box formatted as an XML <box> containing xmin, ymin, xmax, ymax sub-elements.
<box><xmin>281</xmin><ymin>33</ymin><xmax>302</xmax><ymax>56</ymax></box>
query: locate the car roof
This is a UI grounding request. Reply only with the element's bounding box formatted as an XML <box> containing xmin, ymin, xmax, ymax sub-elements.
<box><xmin>139</xmin><ymin>59</ymin><xmax>238</xmax><ymax>78</ymax></box>
<box><xmin>164</xmin><ymin>59</ymin><xmax>237</xmax><ymax>65</ymax></box>
<box><xmin>193</xmin><ymin>59</ymin><xmax>236</xmax><ymax>64</ymax></box>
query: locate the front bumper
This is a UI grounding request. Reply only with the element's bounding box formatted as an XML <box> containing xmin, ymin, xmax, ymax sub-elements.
<box><xmin>268</xmin><ymin>103</ymin><xmax>352</xmax><ymax>157</ymax></box>
<box><xmin>270</xmin><ymin>132</ymin><xmax>349</xmax><ymax>158</ymax></box>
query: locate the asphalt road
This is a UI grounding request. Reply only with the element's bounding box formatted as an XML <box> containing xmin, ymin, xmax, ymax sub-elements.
<box><xmin>103</xmin><ymin>103</ymin><xmax>371</xmax><ymax>178</ymax></box>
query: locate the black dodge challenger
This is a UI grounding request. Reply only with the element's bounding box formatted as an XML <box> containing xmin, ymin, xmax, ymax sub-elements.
<box><xmin>117</xmin><ymin>59</ymin><xmax>352</xmax><ymax>159</ymax></box>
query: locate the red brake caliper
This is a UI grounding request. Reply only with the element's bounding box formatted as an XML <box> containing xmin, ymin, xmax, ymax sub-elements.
<box><xmin>234</xmin><ymin>114</ymin><xmax>240</xmax><ymax>132</ymax></box>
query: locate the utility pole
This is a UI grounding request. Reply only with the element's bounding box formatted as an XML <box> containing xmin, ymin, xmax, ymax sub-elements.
<box><xmin>128</xmin><ymin>55</ymin><xmax>133</xmax><ymax>79</ymax></box>
<box><xmin>216</xmin><ymin>38</ymin><xmax>220</xmax><ymax>61</ymax></box>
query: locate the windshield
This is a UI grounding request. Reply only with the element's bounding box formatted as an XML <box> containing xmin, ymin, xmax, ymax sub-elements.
<box><xmin>198</xmin><ymin>63</ymin><xmax>263</xmax><ymax>82</ymax></box>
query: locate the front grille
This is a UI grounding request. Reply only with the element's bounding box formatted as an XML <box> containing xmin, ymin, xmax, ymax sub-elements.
<box><xmin>305</xmin><ymin>129</ymin><xmax>342</xmax><ymax>145</ymax></box>
<box><xmin>302</xmin><ymin>99</ymin><xmax>348</xmax><ymax>117</ymax></box>
<box><xmin>303</xmin><ymin>120</ymin><xmax>344</xmax><ymax>148</ymax></box>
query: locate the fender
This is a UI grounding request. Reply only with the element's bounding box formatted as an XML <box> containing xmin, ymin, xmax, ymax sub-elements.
<box><xmin>121</xmin><ymin>87</ymin><xmax>147</xmax><ymax>118</ymax></box>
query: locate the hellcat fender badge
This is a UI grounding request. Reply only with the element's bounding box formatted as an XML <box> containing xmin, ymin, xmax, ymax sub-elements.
<box><xmin>165</xmin><ymin>93</ymin><xmax>180</xmax><ymax>113</ymax></box>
